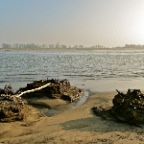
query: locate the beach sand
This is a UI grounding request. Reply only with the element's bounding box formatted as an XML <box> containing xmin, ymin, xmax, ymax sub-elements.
<box><xmin>0</xmin><ymin>91</ymin><xmax>144</xmax><ymax>144</ymax></box>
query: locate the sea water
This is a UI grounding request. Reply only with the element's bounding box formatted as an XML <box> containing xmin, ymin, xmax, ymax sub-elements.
<box><xmin>1</xmin><ymin>49</ymin><xmax>144</xmax><ymax>91</ymax></box>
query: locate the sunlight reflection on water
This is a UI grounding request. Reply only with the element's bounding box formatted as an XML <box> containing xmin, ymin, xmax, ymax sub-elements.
<box><xmin>0</xmin><ymin>49</ymin><xmax>144</xmax><ymax>91</ymax></box>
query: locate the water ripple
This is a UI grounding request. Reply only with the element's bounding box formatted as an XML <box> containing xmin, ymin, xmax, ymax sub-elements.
<box><xmin>0</xmin><ymin>50</ymin><xmax>144</xmax><ymax>83</ymax></box>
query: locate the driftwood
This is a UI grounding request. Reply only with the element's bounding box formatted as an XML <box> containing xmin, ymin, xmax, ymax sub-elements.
<box><xmin>17</xmin><ymin>82</ymin><xmax>51</xmax><ymax>97</ymax></box>
<box><xmin>16</xmin><ymin>79</ymin><xmax>83</xmax><ymax>102</ymax></box>
<box><xmin>0</xmin><ymin>82</ymin><xmax>51</xmax><ymax>122</ymax></box>
<box><xmin>0</xmin><ymin>82</ymin><xmax>51</xmax><ymax>101</ymax></box>
<box><xmin>0</xmin><ymin>79</ymin><xmax>83</xmax><ymax>102</ymax></box>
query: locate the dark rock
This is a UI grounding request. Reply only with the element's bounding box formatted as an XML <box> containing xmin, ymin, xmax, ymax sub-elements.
<box><xmin>16</xmin><ymin>79</ymin><xmax>83</xmax><ymax>102</ymax></box>
<box><xmin>0</xmin><ymin>84</ymin><xmax>14</xmax><ymax>95</ymax></box>
<box><xmin>4</xmin><ymin>84</ymin><xmax>14</xmax><ymax>94</ymax></box>
<box><xmin>0</xmin><ymin>79</ymin><xmax>83</xmax><ymax>122</ymax></box>
<box><xmin>0</xmin><ymin>88</ymin><xmax>5</xmax><ymax>95</ymax></box>
<box><xmin>92</xmin><ymin>89</ymin><xmax>144</xmax><ymax>125</ymax></box>
<box><xmin>0</xmin><ymin>98</ymin><xmax>29</xmax><ymax>122</ymax></box>
<box><xmin>111</xmin><ymin>89</ymin><xmax>144</xmax><ymax>124</ymax></box>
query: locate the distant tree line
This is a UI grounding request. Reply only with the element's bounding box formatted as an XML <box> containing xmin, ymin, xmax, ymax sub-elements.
<box><xmin>2</xmin><ymin>43</ymin><xmax>41</xmax><ymax>49</ymax></box>
<box><xmin>3</xmin><ymin>43</ymin><xmax>144</xmax><ymax>49</ymax></box>
<box><xmin>1</xmin><ymin>43</ymin><xmax>105</xmax><ymax>49</ymax></box>
<box><xmin>124</xmin><ymin>44</ymin><xmax>144</xmax><ymax>48</ymax></box>
<box><xmin>2</xmin><ymin>43</ymin><xmax>57</xmax><ymax>49</ymax></box>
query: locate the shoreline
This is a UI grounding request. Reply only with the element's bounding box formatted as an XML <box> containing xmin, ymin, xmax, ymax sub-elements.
<box><xmin>1</xmin><ymin>78</ymin><xmax>144</xmax><ymax>93</ymax></box>
<box><xmin>1</xmin><ymin>91</ymin><xmax>144</xmax><ymax>143</ymax></box>
<box><xmin>1</xmin><ymin>47</ymin><xmax>144</xmax><ymax>51</ymax></box>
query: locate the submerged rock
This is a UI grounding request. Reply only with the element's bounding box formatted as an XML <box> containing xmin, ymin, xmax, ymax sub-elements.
<box><xmin>92</xmin><ymin>89</ymin><xmax>144</xmax><ymax>125</ymax></box>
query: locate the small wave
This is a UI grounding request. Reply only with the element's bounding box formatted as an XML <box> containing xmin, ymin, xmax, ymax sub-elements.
<box><xmin>64</xmin><ymin>74</ymin><xmax>94</xmax><ymax>77</ymax></box>
<box><xmin>18</xmin><ymin>73</ymin><xmax>39</xmax><ymax>76</ymax></box>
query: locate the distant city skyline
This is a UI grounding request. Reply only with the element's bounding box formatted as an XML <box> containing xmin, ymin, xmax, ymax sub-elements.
<box><xmin>1</xmin><ymin>0</ymin><xmax>144</xmax><ymax>48</ymax></box>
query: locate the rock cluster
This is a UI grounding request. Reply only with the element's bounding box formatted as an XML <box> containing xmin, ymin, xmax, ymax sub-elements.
<box><xmin>92</xmin><ymin>89</ymin><xmax>144</xmax><ymax>125</ymax></box>
<box><xmin>0</xmin><ymin>79</ymin><xmax>83</xmax><ymax>122</ymax></box>
<box><xmin>0</xmin><ymin>98</ymin><xmax>29</xmax><ymax>122</ymax></box>
<box><xmin>111</xmin><ymin>89</ymin><xmax>144</xmax><ymax>124</ymax></box>
<box><xmin>0</xmin><ymin>85</ymin><xmax>29</xmax><ymax>122</ymax></box>
<box><xmin>17</xmin><ymin>79</ymin><xmax>83</xmax><ymax>102</ymax></box>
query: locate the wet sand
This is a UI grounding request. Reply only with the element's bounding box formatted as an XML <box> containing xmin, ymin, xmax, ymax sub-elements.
<box><xmin>71</xmin><ymin>78</ymin><xmax>144</xmax><ymax>92</ymax></box>
<box><xmin>1</xmin><ymin>91</ymin><xmax>144</xmax><ymax>144</ymax></box>
<box><xmin>1</xmin><ymin>78</ymin><xmax>144</xmax><ymax>93</ymax></box>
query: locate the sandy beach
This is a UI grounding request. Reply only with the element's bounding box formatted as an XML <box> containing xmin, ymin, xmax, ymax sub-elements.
<box><xmin>0</xmin><ymin>91</ymin><xmax>144</xmax><ymax>144</ymax></box>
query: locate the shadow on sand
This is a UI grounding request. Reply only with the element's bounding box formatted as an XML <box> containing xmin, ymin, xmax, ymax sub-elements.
<box><xmin>60</xmin><ymin>115</ymin><xmax>144</xmax><ymax>133</ymax></box>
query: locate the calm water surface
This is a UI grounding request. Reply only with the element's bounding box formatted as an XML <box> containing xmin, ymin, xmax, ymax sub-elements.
<box><xmin>1</xmin><ymin>49</ymin><xmax>144</xmax><ymax>91</ymax></box>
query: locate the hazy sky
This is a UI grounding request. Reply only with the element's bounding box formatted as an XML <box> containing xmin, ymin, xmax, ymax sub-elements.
<box><xmin>1</xmin><ymin>0</ymin><xmax>144</xmax><ymax>47</ymax></box>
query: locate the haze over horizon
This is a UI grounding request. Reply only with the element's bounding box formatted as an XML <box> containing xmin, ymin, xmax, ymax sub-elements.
<box><xmin>1</xmin><ymin>0</ymin><xmax>144</xmax><ymax>48</ymax></box>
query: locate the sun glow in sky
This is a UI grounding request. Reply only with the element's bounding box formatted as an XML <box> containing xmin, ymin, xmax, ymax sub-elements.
<box><xmin>1</xmin><ymin>0</ymin><xmax>144</xmax><ymax>47</ymax></box>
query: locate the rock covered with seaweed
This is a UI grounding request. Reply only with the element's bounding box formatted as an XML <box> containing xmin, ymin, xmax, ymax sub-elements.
<box><xmin>92</xmin><ymin>89</ymin><xmax>144</xmax><ymax>125</ymax></box>
<box><xmin>0</xmin><ymin>98</ymin><xmax>29</xmax><ymax>122</ymax></box>
<box><xmin>16</xmin><ymin>79</ymin><xmax>83</xmax><ymax>102</ymax></box>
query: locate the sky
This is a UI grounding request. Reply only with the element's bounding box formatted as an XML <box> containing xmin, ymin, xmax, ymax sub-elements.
<box><xmin>1</xmin><ymin>0</ymin><xmax>144</xmax><ymax>48</ymax></box>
